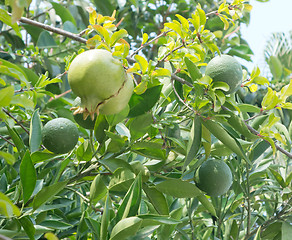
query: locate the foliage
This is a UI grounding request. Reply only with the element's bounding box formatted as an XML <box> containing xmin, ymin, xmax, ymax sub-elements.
<box><xmin>0</xmin><ymin>0</ymin><xmax>292</xmax><ymax>240</ymax></box>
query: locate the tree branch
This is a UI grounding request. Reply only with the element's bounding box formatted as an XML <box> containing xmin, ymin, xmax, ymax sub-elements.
<box><xmin>221</xmin><ymin>106</ymin><xmax>292</xmax><ymax>159</ymax></box>
<box><xmin>2</xmin><ymin>108</ymin><xmax>30</xmax><ymax>135</ymax></box>
<box><xmin>17</xmin><ymin>15</ymin><xmax>87</xmax><ymax>44</ymax></box>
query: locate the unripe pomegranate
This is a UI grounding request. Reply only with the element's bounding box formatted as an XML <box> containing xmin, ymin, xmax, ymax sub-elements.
<box><xmin>68</xmin><ymin>49</ymin><xmax>133</xmax><ymax>119</ymax></box>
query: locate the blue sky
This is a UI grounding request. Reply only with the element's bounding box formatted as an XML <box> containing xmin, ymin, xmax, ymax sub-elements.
<box><xmin>240</xmin><ymin>0</ymin><xmax>292</xmax><ymax>72</ymax></box>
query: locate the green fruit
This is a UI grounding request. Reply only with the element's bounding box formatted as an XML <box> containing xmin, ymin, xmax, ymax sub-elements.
<box><xmin>68</xmin><ymin>49</ymin><xmax>134</xmax><ymax>119</ymax></box>
<box><xmin>205</xmin><ymin>54</ymin><xmax>243</xmax><ymax>94</ymax></box>
<box><xmin>130</xmin><ymin>161</ymin><xmax>150</xmax><ymax>182</ymax></box>
<box><xmin>195</xmin><ymin>159</ymin><xmax>233</xmax><ymax>196</ymax></box>
<box><xmin>72</xmin><ymin>97</ymin><xmax>96</xmax><ymax>129</ymax></box>
<box><xmin>205</xmin><ymin>16</ymin><xmax>224</xmax><ymax>31</ymax></box>
<box><xmin>42</xmin><ymin>118</ymin><xmax>79</xmax><ymax>154</ymax></box>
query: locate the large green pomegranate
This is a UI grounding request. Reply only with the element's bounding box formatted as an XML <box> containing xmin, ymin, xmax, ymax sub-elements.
<box><xmin>68</xmin><ymin>49</ymin><xmax>134</xmax><ymax>119</ymax></box>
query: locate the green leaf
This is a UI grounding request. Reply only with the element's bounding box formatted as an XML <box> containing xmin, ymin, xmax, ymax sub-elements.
<box><xmin>0</xmin><ymin>86</ymin><xmax>14</xmax><ymax>108</ymax></box>
<box><xmin>164</xmin><ymin>22</ymin><xmax>183</xmax><ymax>38</ymax></box>
<box><xmin>20</xmin><ymin>150</ymin><xmax>36</xmax><ymax>204</ymax></box>
<box><xmin>129</xmin><ymin>113</ymin><xmax>153</xmax><ymax>140</ymax></box>
<box><xmin>156</xmin><ymin>179</ymin><xmax>202</xmax><ymax>198</ymax></box>
<box><xmin>222</xmin><ymin>110</ymin><xmax>258</xmax><ymax>141</ymax></box>
<box><xmin>131</xmin><ymin>141</ymin><xmax>166</xmax><ymax>160</ymax></box>
<box><xmin>184</xmin><ymin>57</ymin><xmax>202</xmax><ymax>82</ymax></box>
<box><xmin>94</xmin><ymin>114</ymin><xmax>109</xmax><ymax>144</ymax></box>
<box><xmin>100</xmin><ymin>194</ymin><xmax>112</xmax><ymax>240</ymax></box>
<box><xmin>39</xmin><ymin>220</ymin><xmax>73</xmax><ymax>230</ymax></box>
<box><xmin>202</xmin><ymin>124</ymin><xmax>211</xmax><ymax>159</ymax></box>
<box><xmin>99</xmin><ymin>157</ymin><xmax>132</xmax><ymax>173</ymax></box>
<box><xmin>0</xmin><ymin>58</ymin><xmax>30</xmax><ymax>87</ymax></box>
<box><xmin>254</xmin><ymin>226</ymin><xmax>262</xmax><ymax>240</ymax></box>
<box><xmin>11</xmin><ymin>94</ymin><xmax>34</xmax><ymax>110</ymax></box>
<box><xmin>128</xmin><ymin>85</ymin><xmax>162</xmax><ymax>118</ymax></box>
<box><xmin>110</xmin><ymin>217</ymin><xmax>143</xmax><ymax>240</ymax></box>
<box><xmin>90</xmin><ymin>175</ymin><xmax>107</xmax><ymax>204</ymax></box>
<box><xmin>32</xmin><ymin>181</ymin><xmax>68</xmax><ymax>211</ymax></box>
<box><xmin>269</xmin><ymin>167</ymin><xmax>286</xmax><ymax>188</ymax></box>
<box><xmin>0</xmin><ymin>192</ymin><xmax>21</xmax><ymax>217</ymax></box>
<box><xmin>268</xmin><ymin>56</ymin><xmax>283</xmax><ymax>79</ymax></box>
<box><xmin>282</xmin><ymin>222</ymin><xmax>292</xmax><ymax>240</ymax></box>
<box><xmin>0</xmin><ymin>9</ymin><xmax>21</xmax><ymax>37</ymax></box>
<box><xmin>19</xmin><ymin>216</ymin><xmax>35</xmax><ymax>240</ymax></box>
<box><xmin>138</xmin><ymin>214</ymin><xmax>180</xmax><ymax>225</ymax></box>
<box><xmin>92</xmin><ymin>0</ymin><xmax>115</xmax><ymax>16</ymax></box>
<box><xmin>93</xmin><ymin>25</ymin><xmax>110</xmax><ymax>44</ymax></box>
<box><xmin>31</xmin><ymin>151</ymin><xmax>58</xmax><ymax>164</ymax></box>
<box><xmin>51</xmin><ymin>2</ymin><xmax>76</xmax><ymax>26</ymax></box>
<box><xmin>110</xmin><ymin>29</ymin><xmax>128</xmax><ymax>47</ymax></box>
<box><xmin>134</xmin><ymin>55</ymin><xmax>148</xmax><ymax>74</ymax></box>
<box><xmin>85</xmin><ymin>217</ymin><xmax>100</xmax><ymax>239</ymax></box>
<box><xmin>0</xmin><ymin>151</ymin><xmax>15</xmax><ymax>165</ymax></box>
<box><xmin>37</xmin><ymin>31</ymin><xmax>58</xmax><ymax>49</ymax></box>
<box><xmin>142</xmin><ymin>33</ymin><xmax>148</xmax><ymax>44</ymax></box>
<box><xmin>261</xmin><ymin>87</ymin><xmax>278</xmax><ymax>110</ymax></box>
<box><xmin>158</xmin><ymin>207</ymin><xmax>183</xmax><ymax>240</ymax></box>
<box><xmin>109</xmin><ymin>168</ymin><xmax>135</xmax><ymax>192</ymax></box>
<box><xmin>184</xmin><ymin>116</ymin><xmax>202</xmax><ymax>170</ymax></box>
<box><xmin>202</xmin><ymin>119</ymin><xmax>247</xmax><ymax>160</ymax></box>
<box><xmin>196</xmin><ymin>7</ymin><xmax>206</xmax><ymax>26</ymax></box>
<box><xmin>175</xmin><ymin>14</ymin><xmax>189</xmax><ymax>32</ymax></box>
<box><xmin>6</xmin><ymin>124</ymin><xmax>26</xmax><ymax>158</ymax></box>
<box><xmin>106</xmin><ymin>105</ymin><xmax>129</xmax><ymax>126</ymax></box>
<box><xmin>190</xmin><ymin>13</ymin><xmax>200</xmax><ymax>31</ymax></box>
<box><xmin>116</xmin><ymin>174</ymin><xmax>142</xmax><ymax>222</ymax></box>
<box><xmin>142</xmin><ymin>184</ymin><xmax>169</xmax><ymax>215</ymax></box>
<box><xmin>237</xmin><ymin>104</ymin><xmax>261</xmax><ymax>113</ymax></box>
<box><xmin>196</xmin><ymin>195</ymin><xmax>216</xmax><ymax>217</ymax></box>
<box><xmin>29</xmin><ymin>110</ymin><xmax>42</xmax><ymax>153</ymax></box>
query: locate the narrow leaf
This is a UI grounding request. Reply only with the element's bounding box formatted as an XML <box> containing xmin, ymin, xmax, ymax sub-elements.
<box><xmin>110</xmin><ymin>217</ymin><xmax>143</xmax><ymax>240</ymax></box>
<box><xmin>142</xmin><ymin>183</ymin><xmax>169</xmax><ymax>215</ymax></box>
<box><xmin>184</xmin><ymin>116</ymin><xmax>202</xmax><ymax>170</ymax></box>
<box><xmin>32</xmin><ymin>181</ymin><xmax>68</xmax><ymax>211</ymax></box>
<box><xmin>29</xmin><ymin>110</ymin><xmax>42</xmax><ymax>153</ymax></box>
<box><xmin>0</xmin><ymin>151</ymin><xmax>15</xmax><ymax>165</ymax></box>
<box><xmin>202</xmin><ymin>119</ymin><xmax>247</xmax><ymax>160</ymax></box>
<box><xmin>196</xmin><ymin>195</ymin><xmax>216</xmax><ymax>217</ymax></box>
<box><xmin>0</xmin><ymin>192</ymin><xmax>21</xmax><ymax>217</ymax></box>
<box><xmin>184</xmin><ymin>57</ymin><xmax>202</xmax><ymax>82</ymax></box>
<box><xmin>116</xmin><ymin>174</ymin><xmax>142</xmax><ymax>222</ymax></box>
<box><xmin>100</xmin><ymin>194</ymin><xmax>112</xmax><ymax>240</ymax></box>
<box><xmin>94</xmin><ymin>114</ymin><xmax>109</xmax><ymax>144</ymax></box>
<box><xmin>19</xmin><ymin>216</ymin><xmax>35</xmax><ymax>240</ymax></box>
<box><xmin>90</xmin><ymin>175</ymin><xmax>107</xmax><ymax>204</ymax></box>
<box><xmin>20</xmin><ymin>150</ymin><xmax>36</xmax><ymax>204</ymax></box>
<box><xmin>156</xmin><ymin>179</ymin><xmax>202</xmax><ymax>198</ymax></box>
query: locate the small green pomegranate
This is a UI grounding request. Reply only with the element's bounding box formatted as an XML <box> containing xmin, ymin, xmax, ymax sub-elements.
<box><xmin>68</xmin><ymin>49</ymin><xmax>133</xmax><ymax>119</ymax></box>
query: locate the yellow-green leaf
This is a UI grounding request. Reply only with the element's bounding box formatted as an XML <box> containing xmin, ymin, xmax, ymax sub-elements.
<box><xmin>142</xmin><ymin>33</ymin><xmax>148</xmax><ymax>45</ymax></box>
<box><xmin>175</xmin><ymin>14</ymin><xmax>189</xmax><ymax>32</ymax></box>
<box><xmin>0</xmin><ymin>85</ymin><xmax>14</xmax><ymax>108</ymax></box>
<box><xmin>134</xmin><ymin>55</ymin><xmax>148</xmax><ymax>74</ymax></box>
<box><xmin>0</xmin><ymin>192</ymin><xmax>21</xmax><ymax>217</ymax></box>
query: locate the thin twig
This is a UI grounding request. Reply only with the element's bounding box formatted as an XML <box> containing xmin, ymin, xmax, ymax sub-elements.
<box><xmin>2</xmin><ymin>108</ymin><xmax>30</xmax><ymax>135</ymax></box>
<box><xmin>170</xmin><ymin>78</ymin><xmax>196</xmax><ymax>115</ymax></box>
<box><xmin>0</xmin><ymin>135</ymin><xmax>16</xmax><ymax>147</ymax></box>
<box><xmin>221</xmin><ymin>106</ymin><xmax>292</xmax><ymax>159</ymax></box>
<box><xmin>16</xmin><ymin>15</ymin><xmax>87</xmax><ymax>44</ymax></box>
<box><xmin>171</xmin><ymin>74</ymin><xmax>193</xmax><ymax>88</ymax></box>
<box><xmin>156</xmin><ymin>44</ymin><xmax>184</xmax><ymax>67</ymax></box>
<box><xmin>130</xmin><ymin>30</ymin><xmax>171</xmax><ymax>58</ymax></box>
<box><xmin>245</xmin><ymin>198</ymin><xmax>292</xmax><ymax>239</ymax></box>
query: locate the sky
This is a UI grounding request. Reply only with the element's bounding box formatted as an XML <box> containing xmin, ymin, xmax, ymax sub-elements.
<box><xmin>240</xmin><ymin>0</ymin><xmax>292</xmax><ymax>72</ymax></box>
